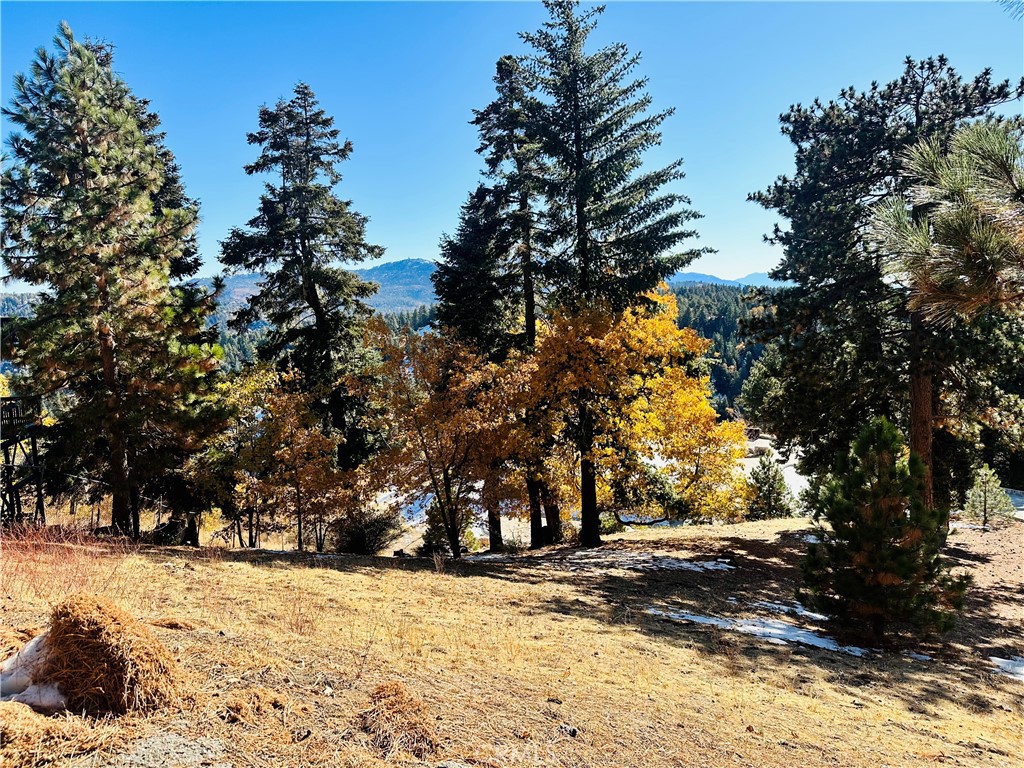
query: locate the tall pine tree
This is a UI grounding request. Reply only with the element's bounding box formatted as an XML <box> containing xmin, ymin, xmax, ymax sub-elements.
<box><xmin>747</xmin><ymin>57</ymin><xmax>1024</xmax><ymax>508</ymax></box>
<box><xmin>439</xmin><ymin>53</ymin><xmax>564</xmax><ymax>548</ymax></box>
<box><xmin>1</xmin><ymin>24</ymin><xmax>221</xmax><ymax>534</ymax></box>
<box><xmin>221</xmin><ymin>83</ymin><xmax>383</xmax><ymax>470</ymax></box>
<box><xmin>522</xmin><ymin>0</ymin><xmax>710</xmax><ymax>546</ymax></box>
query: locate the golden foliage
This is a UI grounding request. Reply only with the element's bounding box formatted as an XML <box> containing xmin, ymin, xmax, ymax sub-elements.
<box><xmin>524</xmin><ymin>287</ymin><xmax>748</xmax><ymax>521</ymax></box>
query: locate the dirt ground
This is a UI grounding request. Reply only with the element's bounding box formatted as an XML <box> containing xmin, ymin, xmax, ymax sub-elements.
<box><xmin>1</xmin><ymin>517</ymin><xmax>1021</xmax><ymax>768</ymax></box>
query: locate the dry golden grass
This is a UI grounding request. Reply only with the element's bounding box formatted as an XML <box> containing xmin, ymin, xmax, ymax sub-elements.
<box><xmin>0</xmin><ymin>701</ymin><xmax>119</xmax><ymax>768</ymax></box>
<box><xmin>0</xmin><ymin>518</ymin><xmax>1021</xmax><ymax>767</ymax></box>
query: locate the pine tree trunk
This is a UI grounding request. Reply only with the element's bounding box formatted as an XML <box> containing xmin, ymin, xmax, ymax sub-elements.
<box><xmin>96</xmin><ymin>303</ymin><xmax>132</xmax><ymax>534</ymax></box>
<box><xmin>526</xmin><ymin>475</ymin><xmax>544</xmax><ymax>549</ymax></box>
<box><xmin>130</xmin><ymin>486</ymin><xmax>141</xmax><ymax>539</ymax></box>
<box><xmin>908</xmin><ymin>310</ymin><xmax>934</xmax><ymax>510</ymax></box>
<box><xmin>578</xmin><ymin>403</ymin><xmax>601</xmax><ymax>548</ymax></box>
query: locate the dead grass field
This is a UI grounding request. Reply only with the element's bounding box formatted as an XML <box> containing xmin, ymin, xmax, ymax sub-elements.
<box><xmin>1</xmin><ymin>518</ymin><xmax>1021</xmax><ymax>768</ymax></box>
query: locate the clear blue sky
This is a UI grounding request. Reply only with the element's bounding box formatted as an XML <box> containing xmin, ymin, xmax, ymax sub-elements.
<box><xmin>2</xmin><ymin>1</ymin><xmax>1021</xmax><ymax>280</ymax></box>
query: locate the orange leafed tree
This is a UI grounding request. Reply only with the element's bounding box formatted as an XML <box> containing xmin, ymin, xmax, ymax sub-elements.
<box><xmin>361</xmin><ymin>319</ymin><xmax>513</xmax><ymax>558</ymax></box>
<box><xmin>253</xmin><ymin>372</ymin><xmax>342</xmax><ymax>553</ymax></box>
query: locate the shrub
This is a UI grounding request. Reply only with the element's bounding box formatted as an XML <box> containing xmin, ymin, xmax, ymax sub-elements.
<box><xmin>416</xmin><ymin>499</ymin><xmax>472</xmax><ymax>557</ymax></box>
<box><xmin>799</xmin><ymin>418</ymin><xmax>970</xmax><ymax>643</ymax></box>
<box><xmin>963</xmin><ymin>464</ymin><xmax>1016</xmax><ymax>527</ymax></box>
<box><xmin>747</xmin><ymin>451</ymin><xmax>796</xmax><ymax>520</ymax></box>
<box><xmin>329</xmin><ymin>508</ymin><xmax>404</xmax><ymax>555</ymax></box>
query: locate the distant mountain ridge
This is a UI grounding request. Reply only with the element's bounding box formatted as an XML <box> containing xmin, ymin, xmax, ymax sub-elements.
<box><xmin>200</xmin><ymin>258</ymin><xmax>439</xmax><ymax>316</ymax></box>
<box><xmin>668</xmin><ymin>270</ymin><xmax>784</xmax><ymax>288</ymax></box>
<box><xmin>2</xmin><ymin>259</ymin><xmax>786</xmax><ymax>321</ymax></box>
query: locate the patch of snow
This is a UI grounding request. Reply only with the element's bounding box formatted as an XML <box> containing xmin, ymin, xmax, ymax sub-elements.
<box><xmin>753</xmin><ymin>600</ymin><xmax>828</xmax><ymax>622</ymax></box>
<box><xmin>906</xmin><ymin>652</ymin><xmax>932</xmax><ymax>662</ymax></box>
<box><xmin>950</xmin><ymin>522</ymin><xmax>989</xmax><ymax>531</ymax></box>
<box><xmin>0</xmin><ymin>632</ymin><xmax>67</xmax><ymax>712</ymax></box>
<box><xmin>799</xmin><ymin>533</ymin><xmax>821</xmax><ymax>544</ymax></box>
<box><xmin>466</xmin><ymin>552</ymin><xmax>513</xmax><ymax>562</ymax></box>
<box><xmin>989</xmin><ymin>656</ymin><xmax>1024</xmax><ymax>682</ymax></box>
<box><xmin>553</xmin><ymin>550</ymin><xmax>735</xmax><ymax>573</ymax></box>
<box><xmin>647</xmin><ymin>607</ymin><xmax>867</xmax><ymax>657</ymax></box>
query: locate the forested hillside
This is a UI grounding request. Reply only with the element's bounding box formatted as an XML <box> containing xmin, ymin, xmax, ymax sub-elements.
<box><xmin>672</xmin><ymin>284</ymin><xmax>763</xmax><ymax>413</ymax></box>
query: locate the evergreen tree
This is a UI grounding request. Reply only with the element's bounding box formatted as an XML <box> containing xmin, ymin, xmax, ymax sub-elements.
<box><xmin>221</xmin><ymin>83</ymin><xmax>383</xmax><ymax>470</ymax></box>
<box><xmin>471</xmin><ymin>54</ymin><xmax>545</xmax><ymax>351</ymax></box>
<box><xmin>872</xmin><ymin>121</ymin><xmax>1024</xmax><ymax>325</ymax></box>
<box><xmin>799</xmin><ymin>418</ymin><xmax>970</xmax><ymax>643</ymax></box>
<box><xmin>747</xmin><ymin>57</ymin><xmax>1024</xmax><ymax>508</ymax></box>
<box><xmin>522</xmin><ymin>0</ymin><xmax>710</xmax><ymax>546</ymax></box>
<box><xmin>441</xmin><ymin>53</ymin><xmax>562</xmax><ymax>550</ymax></box>
<box><xmin>963</xmin><ymin>464</ymin><xmax>1016</xmax><ymax>527</ymax></box>
<box><xmin>433</xmin><ymin>185</ymin><xmax>518</xmax><ymax>357</ymax></box>
<box><xmin>1</xmin><ymin>24</ymin><xmax>221</xmax><ymax>534</ymax></box>
<box><xmin>747</xmin><ymin>451</ymin><xmax>796</xmax><ymax>520</ymax></box>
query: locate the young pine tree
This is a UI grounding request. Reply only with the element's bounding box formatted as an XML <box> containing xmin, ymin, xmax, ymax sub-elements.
<box><xmin>1</xmin><ymin>24</ymin><xmax>221</xmax><ymax>534</ymax></box>
<box><xmin>221</xmin><ymin>83</ymin><xmax>383</xmax><ymax>470</ymax></box>
<box><xmin>521</xmin><ymin>0</ymin><xmax>710</xmax><ymax>545</ymax></box>
<box><xmin>747</xmin><ymin>451</ymin><xmax>796</xmax><ymax>520</ymax></box>
<box><xmin>799</xmin><ymin>418</ymin><xmax>970</xmax><ymax>643</ymax></box>
<box><xmin>963</xmin><ymin>464</ymin><xmax>1016</xmax><ymax>528</ymax></box>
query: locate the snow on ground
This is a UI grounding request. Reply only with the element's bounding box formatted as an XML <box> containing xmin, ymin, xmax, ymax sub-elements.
<box><xmin>0</xmin><ymin>631</ymin><xmax>68</xmax><ymax>712</ymax></box>
<box><xmin>552</xmin><ymin>550</ymin><xmax>736</xmax><ymax>573</ymax></box>
<box><xmin>0</xmin><ymin>632</ymin><xmax>48</xmax><ymax>695</ymax></box>
<box><xmin>647</xmin><ymin>607</ymin><xmax>868</xmax><ymax>657</ymax></box>
<box><xmin>950</xmin><ymin>522</ymin><xmax>990</xmax><ymax>531</ymax></box>
<box><xmin>989</xmin><ymin>656</ymin><xmax>1024</xmax><ymax>682</ymax></box>
<box><xmin>753</xmin><ymin>600</ymin><xmax>828</xmax><ymax>622</ymax></box>
<box><xmin>467</xmin><ymin>548</ymin><xmax>737</xmax><ymax>573</ymax></box>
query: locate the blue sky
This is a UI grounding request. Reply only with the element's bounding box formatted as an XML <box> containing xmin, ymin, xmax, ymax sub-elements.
<box><xmin>2</xmin><ymin>1</ymin><xmax>1021</xmax><ymax>281</ymax></box>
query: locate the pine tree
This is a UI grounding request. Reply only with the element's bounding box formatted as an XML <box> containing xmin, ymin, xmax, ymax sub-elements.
<box><xmin>221</xmin><ymin>83</ymin><xmax>383</xmax><ymax>470</ymax></box>
<box><xmin>433</xmin><ymin>185</ymin><xmax>518</xmax><ymax>357</ymax></box>
<box><xmin>799</xmin><ymin>418</ymin><xmax>970</xmax><ymax>643</ymax></box>
<box><xmin>963</xmin><ymin>464</ymin><xmax>1016</xmax><ymax>528</ymax></box>
<box><xmin>872</xmin><ymin>121</ymin><xmax>1024</xmax><ymax>325</ymax></box>
<box><xmin>1</xmin><ymin>24</ymin><xmax>221</xmax><ymax>534</ymax></box>
<box><xmin>471</xmin><ymin>54</ymin><xmax>545</xmax><ymax>352</ymax></box>
<box><xmin>747</xmin><ymin>451</ymin><xmax>796</xmax><ymax>520</ymax></box>
<box><xmin>747</xmin><ymin>57</ymin><xmax>1024</xmax><ymax>509</ymax></box>
<box><xmin>521</xmin><ymin>0</ymin><xmax>710</xmax><ymax>546</ymax></box>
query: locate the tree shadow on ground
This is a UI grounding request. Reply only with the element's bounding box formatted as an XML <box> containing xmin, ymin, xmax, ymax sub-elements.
<box><xmin>131</xmin><ymin>522</ymin><xmax>1023</xmax><ymax>718</ymax></box>
<box><xmin>453</xmin><ymin>525</ymin><xmax>1022</xmax><ymax>717</ymax></box>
